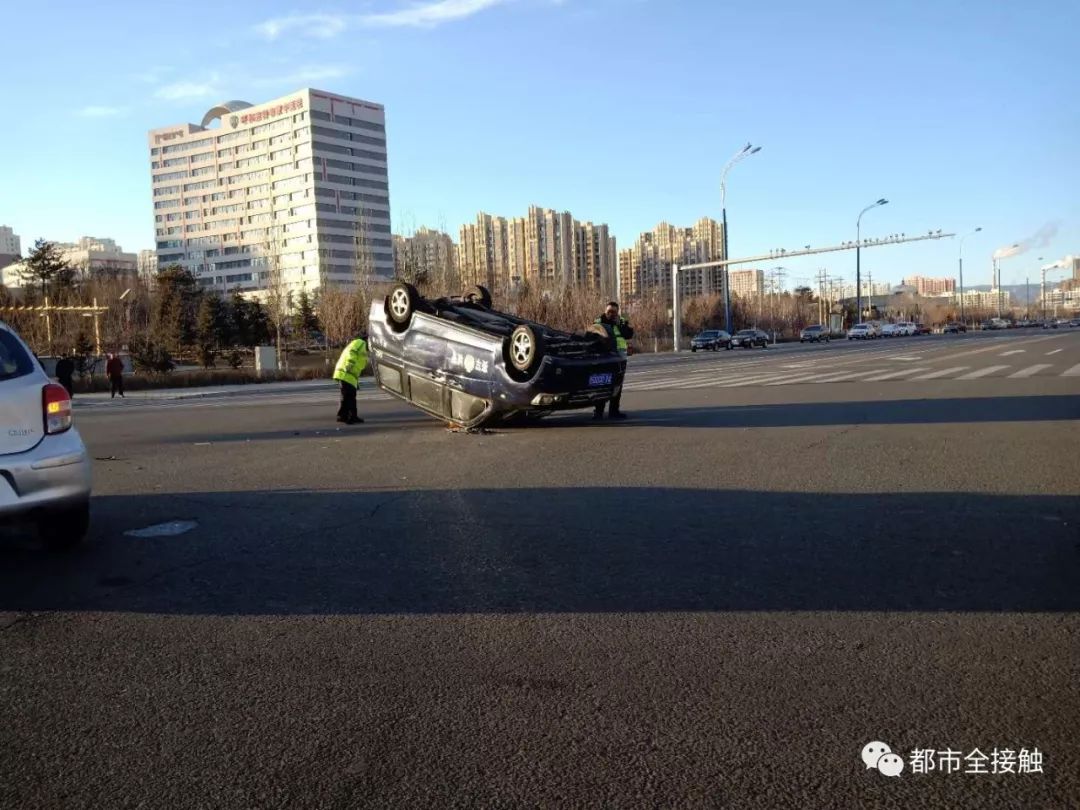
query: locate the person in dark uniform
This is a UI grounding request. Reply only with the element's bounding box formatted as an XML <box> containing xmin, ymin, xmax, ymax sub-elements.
<box><xmin>106</xmin><ymin>352</ymin><xmax>125</xmax><ymax>399</ymax></box>
<box><xmin>55</xmin><ymin>354</ymin><xmax>75</xmax><ymax>397</ymax></box>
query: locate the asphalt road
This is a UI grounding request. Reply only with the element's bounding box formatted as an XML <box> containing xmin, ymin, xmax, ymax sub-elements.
<box><xmin>3</xmin><ymin>328</ymin><xmax>1079</xmax><ymax>809</ymax></box>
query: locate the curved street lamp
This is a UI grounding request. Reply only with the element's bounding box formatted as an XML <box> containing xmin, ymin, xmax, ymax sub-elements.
<box><xmin>856</xmin><ymin>198</ymin><xmax>888</xmax><ymax>323</ymax></box>
<box><xmin>958</xmin><ymin>227</ymin><xmax>981</xmax><ymax>324</ymax></box>
<box><xmin>721</xmin><ymin>143</ymin><xmax>762</xmax><ymax>332</ymax></box>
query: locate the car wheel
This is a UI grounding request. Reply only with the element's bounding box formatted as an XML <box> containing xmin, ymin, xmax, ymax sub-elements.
<box><xmin>386</xmin><ymin>281</ymin><xmax>419</xmax><ymax>332</ymax></box>
<box><xmin>507</xmin><ymin>324</ymin><xmax>544</xmax><ymax>377</ymax></box>
<box><xmin>463</xmin><ymin>285</ymin><xmax>493</xmax><ymax>309</ymax></box>
<box><xmin>39</xmin><ymin>501</ymin><xmax>90</xmax><ymax>550</ymax></box>
<box><xmin>691</xmin><ymin>346</ymin><xmax>697</xmax><ymax>352</ymax></box>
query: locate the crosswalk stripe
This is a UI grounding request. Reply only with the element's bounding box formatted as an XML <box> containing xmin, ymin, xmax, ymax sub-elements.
<box><xmin>956</xmin><ymin>365</ymin><xmax>1010</xmax><ymax>380</ymax></box>
<box><xmin>719</xmin><ymin>372</ymin><xmax>796</xmax><ymax>387</ymax></box>
<box><xmin>809</xmin><ymin>369</ymin><xmax>889</xmax><ymax>383</ymax></box>
<box><xmin>1063</xmin><ymin>363</ymin><xmax>1080</xmax><ymax>377</ymax></box>
<box><xmin>1000</xmin><ymin>350</ymin><xmax>1026</xmax><ymax>356</ymax></box>
<box><xmin>1046</xmin><ymin>349</ymin><xmax>1063</xmax><ymax>356</ymax></box>
<box><xmin>908</xmin><ymin>366</ymin><xmax>969</xmax><ymax>380</ymax></box>
<box><xmin>861</xmin><ymin>368</ymin><xmax>931</xmax><ymax>381</ymax></box>
<box><xmin>1008</xmin><ymin>364</ymin><xmax>1053</xmax><ymax>379</ymax></box>
<box><xmin>765</xmin><ymin>371</ymin><xmax>851</xmax><ymax>386</ymax></box>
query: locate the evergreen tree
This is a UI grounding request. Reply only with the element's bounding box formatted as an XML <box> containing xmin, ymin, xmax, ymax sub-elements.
<box><xmin>22</xmin><ymin>240</ymin><xmax>76</xmax><ymax>299</ymax></box>
<box><xmin>291</xmin><ymin>290</ymin><xmax>321</xmax><ymax>343</ymax></box>
<box><xmin>195</xmin><ymin>293</ymin><xmax>222</xmax><ymax>368</ymax></box>
<box><xmin>152</xmin><ymin>266</ymin><xmax>199</xmax><ymax>355</ymax></box>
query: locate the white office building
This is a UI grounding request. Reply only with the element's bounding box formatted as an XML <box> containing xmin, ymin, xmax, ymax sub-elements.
<box><xmin>148</xmin><ymin>88</ymin><xmax>393</xmax><ymax>298</ymax></box>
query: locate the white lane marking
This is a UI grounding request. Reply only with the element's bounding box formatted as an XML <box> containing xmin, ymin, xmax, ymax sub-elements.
<box><xmin>956</xmin><ymin>365</ymin><xmax>1011</xmax><ymax>380</ymax></box>
<box><xmin>861</xmin><ymin>368</ymin><xmax>931</xmax><ymax>381</ymax></box>
<box><xmin>1008</xmin><ymin>364</ymin><xmax>1052</xmax><ymax>379</ymax></box>
<box><xmin>765</xmin><ymin>371</ymin><xmax>856</xmax><ymax>386</ymax></box>
<box><xmin>1063</xmin><ymin>363</ymin><xmax>1080</xmax><ymax>377</ymax></box>
<box><xmin>809</xmin><ymin>369</ymin><xmax>889</xmax><ymax>383</ymax></box>
<box><xmin>887</xmin><ymin>356</ymin><xmax>922</xmax><ymax>361</ymax></box>
<box><xmin>908</xmin><ymin>367</ymin><xmax>969</xmax><ymax>380</ymax></box>
<box><xmin>720</xmin><ymin>371</ymin><xmax>800</xmax><ymax>388</ymax></box>
<box><xmin>1000</xmin><ymin>350</ymin><xmax>1026</xmax><ymax>356</ymax></box>
<box><xmin>1046</xmin><ymin>349</ymin><xmax>1063</xmax><ymax>356</ymax></box>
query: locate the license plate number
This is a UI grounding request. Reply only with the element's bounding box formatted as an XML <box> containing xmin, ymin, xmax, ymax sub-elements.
<box><xmin>588</xmin><ymin>373</ymin><xmax>613</xmax><ymax>386</ymax></box>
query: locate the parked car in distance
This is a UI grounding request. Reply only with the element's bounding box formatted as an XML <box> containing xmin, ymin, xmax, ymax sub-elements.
<box><xmin>731</xmin><ymin>329</ymin><xmax>769</xmax><ymax>348</ymax></box>
<box><xmin>799</xmin><ymin>325</ymin><xmax>831</xmax><ymax>343</ymax></box>
<box><xmin>1068</xmin><ymin>318</ymin><xmax>1080</xmax><ymax>328</ymax></box>
<box><xmin>690</xmin><ymin>329</ymin><xmax>732</xmax><ymax>352</ymax></box>
<box><xmin>943</xmin><ymin>322</ymin><xmax>967</xmax><ymax>334</ymax></box>
<box><xmin>897</xmin><ymin>322</ymin><xmax>918</xmax><ymax>336</ymax></box>
<box><xmin>880</xmin><ymin>323</ymin><xmax>900</xmax><ymax>338</ymax></box>
<box><xmin>913</xmin><ymin>323</ymin><xmax>932</xmax><ymax>335</ymax></box>
<box><xmin>0</xmin><ymin>321</ymin><xmax>92</xmax><ymax>548</ymax></box>
<box><xmin>847</xmin><ymin>323</ymin><xmax>874</xmax><ymax>340</ymax></box>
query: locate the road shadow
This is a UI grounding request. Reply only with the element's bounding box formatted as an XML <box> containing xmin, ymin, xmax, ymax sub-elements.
<box><xmin>604</xmin><ymin>395</ymin><xmax>1080</xmax><ymax>429</ymax></box>
<box><xmin>1</xmin><ymin>488</ymin><xmax>1077</xmax><ymax>615</ymax></box>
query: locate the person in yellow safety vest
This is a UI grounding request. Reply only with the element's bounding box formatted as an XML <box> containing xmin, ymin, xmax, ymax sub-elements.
<box><xmin>593</xmin><ymin>301</ymin><xmax>634</xmax><ymax>420</ymax></box>
<box><xmin>333</xmin><ymin>334</ymin><xmax>369</xmax><ymax>424</ymax></box>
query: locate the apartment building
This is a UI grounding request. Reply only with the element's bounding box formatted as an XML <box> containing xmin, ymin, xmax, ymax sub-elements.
<box><xmin>393</xmin><ymin>227</ymin><xmax>458</xmax><ymax>285</ymax></box>
<box><xmin>617</xmin><ymin>217</ymin><xmax>725</xmax><ymax>302</ymax></box>
<box><xmin>729</xmin><ymin>268</ymin><xmax>765</xmax><ymax>298</ymax></box>
<box><xmin>901</xmin><ymin>275</ymin><xmax>956</xmax><ymax>297</ymax></box>
<box><xmin>458</xmin><ymin>205</ymin><xmax>616</xmax><ymax>296</ymax></box>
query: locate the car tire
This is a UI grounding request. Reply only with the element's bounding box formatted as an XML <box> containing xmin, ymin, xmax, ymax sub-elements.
<box><xmin>386</xmin><ymin>281</ymin><xmax>419</xmax><ymax>332</ymax></box>
<box><xmin>507</xmin><ymin>324</ymin><xmax>545</xmax><ymax>377</ymax></box>
<box><xmin>463</xmin><ymin>285</ymin><xmax>493</xmax><ymax>309</ymax></box>
<box><xmin>691</xmin><ymin>346</ymin><xmax>697</xmax><ymax>352</ymax></box>
<box><xmin>39</xmin><ymin>501</ymin><xmax>90</xmax><ymax>550</ymax></box>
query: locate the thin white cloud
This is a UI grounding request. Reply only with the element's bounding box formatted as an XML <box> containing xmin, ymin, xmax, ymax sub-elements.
<box><xmin>77</xmin><ymin>105</ymin><xmax>128</xmax><ymax>118</ymax></box>
<box><xmin>256</xmin><ymin>13</ymin><xmax>348</xmax><ymax>40</ymax></box>
<box><xmin>256</xmin><ymin>0</ymin><xmax>512</xmax><ymax>39</ymax></box>
<box><xmin>251</xmin><ymin>65</ymin><xmax>350</xmax><ymax>87</ymax></box>
<box><xmin>360</xmin><ymin>0</ymin><xmax>509</xmax><ymax>28</ymax></box>
<box><xmin>154</xmin><ymin>75</ymin><xmax>221</xmax><ymax>101</ymax></box>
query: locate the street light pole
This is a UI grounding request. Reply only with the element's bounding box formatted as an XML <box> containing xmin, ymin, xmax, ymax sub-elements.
<box><xmin>721</xmin><ymin>143</ymin><xmax>761</xmax><ymax>333</ymax></box>
<box><xmin>958</xmin><ymin>227</ymin><xmax>981</xmax><ymax>325</ymax></box>
<box><xmin>856</xmin><ymin>198</ymin><xmax>888</xmax><ymax>324</ymax></box>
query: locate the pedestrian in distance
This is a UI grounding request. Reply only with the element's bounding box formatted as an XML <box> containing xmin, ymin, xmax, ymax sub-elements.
<box><xmin>593</xmin><ymin>301</ymin><xmax>634</xmax><ymax>420</ymax></box>
<box><xmin>333</xmin><ymin>333</ymin><xmax>369</xmax><ymax>425</ymax></box>
<box><xmin>55</xmin><ymin>354</ymin><xmax>75</xmax><ymax>398</ymax></box>
<box><xmin>106</xmin><ymin>352</ymin><xmax>125</xmax><ymax>399</ymax></box>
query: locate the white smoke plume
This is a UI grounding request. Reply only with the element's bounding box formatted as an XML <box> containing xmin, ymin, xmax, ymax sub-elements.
<box><xmin>993</xmin><ymin>222</ymin><xmax>1060</xmax><ymax>260</ymax></box>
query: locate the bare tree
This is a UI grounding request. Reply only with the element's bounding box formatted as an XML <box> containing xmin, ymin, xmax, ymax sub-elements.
<box><xmin>263</xmin><ymin>222</ymin><xmax>290</xmax><ymax>370</ymax></box>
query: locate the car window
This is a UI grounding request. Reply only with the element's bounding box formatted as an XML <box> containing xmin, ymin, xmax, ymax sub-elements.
<box><xmin>0</xmin><ymin>330</ymin><xmax>36</xmax><ymax>382</ymax></box>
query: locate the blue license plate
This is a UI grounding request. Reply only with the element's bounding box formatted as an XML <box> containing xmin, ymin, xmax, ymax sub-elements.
<box><xmin>588</xmin><ymin>373</ymin><xmax>613</xmax><ymax>386</ymax></box>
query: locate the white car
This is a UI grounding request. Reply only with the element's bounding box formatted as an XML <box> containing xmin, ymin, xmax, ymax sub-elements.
<box><xmin>880</xmin><ymin>323</ymin><xmax>900</xmax><ymax>337</ymax></box>
<box><xmin>895</xmin><ymin>322</ymin><xmax>916</xmax><ymax>336</ymax></box>
<box><xmin>847</xmin><ymin>324</ymin><xmax>874</xmax><ymax>340</ymax></box>
<box><xmin>0</xmin><ymin>322</ymin><xmax>92</xmax><ymax>548</ymax></box>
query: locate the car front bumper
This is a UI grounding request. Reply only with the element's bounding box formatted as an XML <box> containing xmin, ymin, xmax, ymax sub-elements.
<box><xmin>0</xmin><ymin>428</ymin><xmax>92</xmax><ymax>519</ymax></box>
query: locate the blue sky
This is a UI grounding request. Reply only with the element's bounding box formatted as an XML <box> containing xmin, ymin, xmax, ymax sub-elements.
<box><xmin>2</xmin><ymin>0</ymin><xmax>1078</xmax><ymax>288</ymax></box>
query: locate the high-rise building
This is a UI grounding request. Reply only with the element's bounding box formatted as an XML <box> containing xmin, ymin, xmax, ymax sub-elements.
<box><xmin>0</xmin><ymin>225</ymin><xmax>21</xmax><ymax>264</ymax></box>
<box><xmin>901</xmin><ymin>275</ymin><xmax>956</xmax><ymax>296</ymax></box>
<box><xmin>393</xmin><ymin>227</ymin><xmax>458</xmax><ymax>285</ymax></box>
<box><xmin>729</xmin><ymin>268</ymin><xmax>765</xmax><ymax>298</ymax></box>
<box><xmin>617</xmin><ymin>217</ymin><xmax>725</xmax><ymax>302</ymax></box>
<box><xmin>137</xmin><ymin>249</ymin><xmax>159</xmax><ymax>279</ymax></box>
<box><xmin>458</xmin><ymin>206</ymin><xmax>615</xmax><ymax>295</ymax></box>
<box><xmin>147</xmin><ymin>88</ymin><xmax>392</xmax><ymax>299</ymax></box>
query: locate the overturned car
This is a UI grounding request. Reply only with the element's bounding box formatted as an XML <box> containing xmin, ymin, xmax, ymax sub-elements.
<box><xmin>367</xmin><ymin>282</ymin><xmax>626</xmax><ymax>428</ymax></box>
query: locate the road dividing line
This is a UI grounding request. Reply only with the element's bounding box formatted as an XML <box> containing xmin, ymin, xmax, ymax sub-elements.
<box><xmin>1063</xmin><ymin>364</ymin><xmax>1080</xmax><ymax>377</ymax></box>
<box><xmin>1046</xmin><ymin>349</ymin><xmax>1063</xmax><ymax>355</ymax></box>
<box><xmin>1008</xmin><ymin>364</ymin><xmax>1052</xmax><ymax>379</ymax></box>
<box><xmin>861</xmin><ymin>368</ymin><xmax>930</xmax><ymax>381</ymax></box>
<box><xmin>1000</xmin><ymin>350</ymin><xmax>1026</xmax><ymax>356</ymax></box>
<box><xmin>908</xmin><ymin>367</ymin><xmax>969</xmax><ymax>380</ymax></box>
<box><xmin>956</xmin><ymin>365</ymin><xmax>1010</xmax><ymax>380</ymax></box>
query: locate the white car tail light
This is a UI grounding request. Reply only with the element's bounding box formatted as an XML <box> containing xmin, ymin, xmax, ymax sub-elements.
<box><xmin>43</xmin><ymin>383</ymin><xmax>73</xmax><ymax>434</ymax></box>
